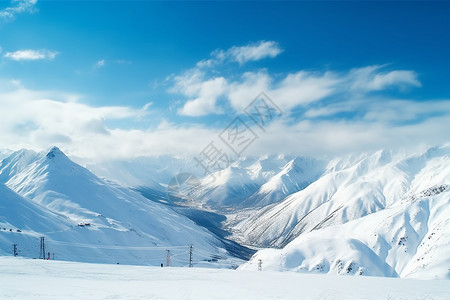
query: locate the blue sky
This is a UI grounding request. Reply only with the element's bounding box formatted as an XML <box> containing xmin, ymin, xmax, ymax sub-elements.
<box><xmin>0</xmin><ymin>0</ymin><xmax>449</xmax><ymax>159</ymax></box>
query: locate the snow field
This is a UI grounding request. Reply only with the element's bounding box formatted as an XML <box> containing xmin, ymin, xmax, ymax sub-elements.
<box><xmin>0</xmin><ymin>257</ymin><xmax>449</xmax><ymax>300</ymax></box>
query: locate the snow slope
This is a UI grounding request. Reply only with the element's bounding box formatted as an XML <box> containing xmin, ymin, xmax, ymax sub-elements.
<box><xmin>0</xmin><ymin>183</ymin><xmax>67</xmax><ymax>235</ymax></box>
<box><xmin>235</xmin><ymin>147</ymin><xmax>450</xmax><ymax>247</ymax></box>
<box><xmin>1</xmin><ymin>257</ymin><xmax>449</xmax><ymax>300</ymax></box>
<box><xmin>0</xmin><ymin>147</ymin><xmax>240</xmax><ymax>266</ymax></box>
<box><xmin>241</xmin><ymin>187</ymin><xmax>450</xmax><ymax>278</ymax></box>
<box><xmin>241</xmin><ymin>157</ymin><xmax>325</xmax><ymax>208</ymax></box>
<box><xmin>239</xmin><ymin>145</ymin><xmax>450</xmax><ymax>279</ymax></box>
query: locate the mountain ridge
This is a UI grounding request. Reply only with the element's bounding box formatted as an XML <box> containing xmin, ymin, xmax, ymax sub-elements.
<box><xmin>0</xmin><ymin>147</ymin><xmax>247</xmax><ymax>266</ymax></box>
<box><xmin>1</xmin><ymin>144</ymin><xmax>449</xmax><ymax>278</ymax></box>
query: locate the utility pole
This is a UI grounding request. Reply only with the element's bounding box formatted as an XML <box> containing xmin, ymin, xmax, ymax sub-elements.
<box><xmin>166</xmin><ymin>250</ymin><xmax>171</xmax><ymax>267</ymax></box>
<box><xmin>13</xmin><ymin>244</ymin><xmax>18</xmax><ymax>257</ymax></box>
<box><xmin>39</xmin><ymin>237</ymin><xmax>46</xmax><ymax>259</ymax></box>
<box><xmin>258</xmin><ymin>259</ymin><xmax>262</xmax><ymax>271</ymax></box>
<box><xmin>189</xmin><ymin>245</ymin><xmax>193</xmax><ymax>268</ymax></box>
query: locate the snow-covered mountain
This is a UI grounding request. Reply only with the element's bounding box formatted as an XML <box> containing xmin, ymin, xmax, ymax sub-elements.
<box><xmin>241</xmin><ymin>157</ymin><xmax>325</xmax><ymax>208</ymax></box>
<box><xmin>83</xmin><ymin>154</ymin><xmax>296</xmax><ymax>210</ymax></box>
<box><xmin>0</xmin><ymin>147</ymin><xmax>245</xmax><ymax>266</ymax></box>
<box><xmin>0</xmin><ymin>182</ymin><xmax>67</xmax><ymax>234</ymax></box>
<box><xmin>190</xmin><ymin>155</ymin><xmax>323</xmax><ymax>210</ymax></box>
<box><xmin>238</xmin><ymin>145</ymin><xmax>450</xmax><ymax>279</ymax></box>
<box><xmin>3</xmin><ymin>144</ymin><xmax>449</xmax><ymax>279</ymax></box>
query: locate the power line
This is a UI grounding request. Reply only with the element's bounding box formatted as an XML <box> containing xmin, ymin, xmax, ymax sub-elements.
<box><xmin>12</xmin><ymin>239</ymin><xmax>203</xmax><ymax>267</ymax></box>
<box><xmin>47</xmin><ymin>240</ymin><xmax>188</xmax><ymax>250</ymax></box>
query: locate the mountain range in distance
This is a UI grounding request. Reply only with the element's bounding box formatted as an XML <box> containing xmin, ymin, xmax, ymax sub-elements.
<box><xmin>1</xmin><ymin>144</ymin><xmax>449</xmax><ymax>279</ymax></box>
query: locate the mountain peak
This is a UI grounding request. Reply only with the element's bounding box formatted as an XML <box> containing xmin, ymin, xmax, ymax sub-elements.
<box><xmin>46</xmin><ymin>146</ymin><xmax>66</xmax><ymax>159</ymax></box>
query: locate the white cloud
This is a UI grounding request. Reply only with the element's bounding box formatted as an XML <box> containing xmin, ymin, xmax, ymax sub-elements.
<box><xmin>174</xmin><ymin>70</ymin><xmax>334</xmax><ymax>116</ymax></box>
<box><xmin>303</xmin><ymin>95</ymin><xmax>450</xmax><ymax>124</ymax></box>
<box><xmin>142</xmin><ymin>102</ymin><xmax>153</xmax><ymax>111</ymax></box>
<box><xmin>0</xmin><ymin>79</ymin><xmax>448</xmax><ymax>161</ymax></box>
<box><xmin>170</xmin><ymin>69</ymin><xmax>205</xmax><ymax>97</ymax></box>
<box><xmin>270</xmin><ymin>71</ymin><xmax>339</xmax><ymax>110</ymax></box>
<box><xmin>173</xmin><ymin>69</ymin><xmax>339</xmax><ymax>117</ymax></box>
<box><xmin>244</xmin><ymin>112</ymin><xmax>450</xmax><ymax>158</ymax></box>
<box><xmin>3</xmin><ymin>49</ymin><xmax>58</xmax><ymax>61</ymax></box>
<box><xmin>228</xmin><ymin>71</ymin><xmax>271</xmax><ymax>111</ymax></box>
<box><xmin>0</xmin><ymin>84</ymin><xmax>139</xmax><ymax>155</ymax></box>
<box><xmin>196</xmin><ymin>40</ymin><xmax>282</xmax><ymax>67</ymax></box>
<box><xmin>172</xmin><ymin>69</ymin><xmax>228</xmax><ymax>116</ymax></box>
<box><xmin>0</xmin><ymin>0</ymin><xmax>37</xmax><ymax>21</ymax></box>
<box><xmin>0</xmin><ymin>81</ymin><xmax>222</xmax><ymax>159</ymax></box>
<box><xmin>162</xmin><ymin>57</ymin><xmax>449</xmax><ymax>160</ymax></box>
<box><xmin>362</xmin><ymin>99</ymin><xmax>450</xmax><ymax>123</ymax></box>
<box><xmin>173</xmin><ymin>62</ymin><xmax>422</xmax><ymax>117</ymax></box>
<box><xmin>349</xmin><ymin>66</ymin><xmax>421</xmax><ymax>91</ymax></box>
<box><xmin>178</xmin><ymin>77</ymin><xmax>227</xmax><ymax>116</ymax></box>
<box><xmin>228</xmin><ymin>40</ymin><xmax>283</xmax><ymax>65</ymax></box>
<box><xmin>184</xmin><ymin>42</ymin><xmax>422</xmax><ymax>118</ymax></box>
<box><xmin>173</xmin><ymin>41</ymin><xmax>283</xmax><ymax>116</ymax></box>
<box><xmin>0</xmin><ymin>53</ymin><xmax>443</xmax><ymax>161</ymax></box>
<box><xmin>95</xmin><ymin>59</ymin><xmax>106</xmax><ymax>68</ymax></box>
<box><xmin>369</xmin><ymin>70</ymin><xmax>421</xmax><ymax>90</ymax></box>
